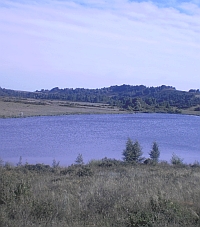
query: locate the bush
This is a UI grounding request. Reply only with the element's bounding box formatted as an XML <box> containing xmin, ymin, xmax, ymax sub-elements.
<box><xmin>93</xmin><ymin>157</ymin><xmax>122</xmax><ymax>167</ymax></box>
<box><xmin>60</xmin><ymin>165</ymin><xmax>93</xmax><ymax>177</ymax></box>
<box><xmin>171</xmin><ymin>153</ymin><xmax>184</xmax><ymax>165</ymax></box>
<box><xmin>76</xmin><ymin>166</ymin><xmax>93</xmax><ymax>177</ymax></box>
<box><xmin>24</xmin><ymin>163</ymin><xmax>52</xmax><ymax>172</ymax></box>
<box><xmin>52</xmin><ymin>159</ymin><xmax>60</xmax><ymax>168</ymax></box>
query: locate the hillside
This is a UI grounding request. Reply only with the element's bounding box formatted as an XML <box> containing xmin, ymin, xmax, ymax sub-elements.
<box><xmin>1</xmin><ymin>85</ymin><xmax>200</xmax><ymax>116</ymax></box>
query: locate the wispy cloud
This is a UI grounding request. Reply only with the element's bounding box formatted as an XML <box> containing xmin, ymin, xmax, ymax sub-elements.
<box><xmin>0</xmin><ymin>0</ymin><xmax>200</xmax><ymax>90</ymax></box>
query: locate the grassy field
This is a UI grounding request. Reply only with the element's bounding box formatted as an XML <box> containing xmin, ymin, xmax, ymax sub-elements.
<box><xmin>181</xmin><ymin>107</ymin><xmax>200</xmax><ymax>116</ymax></box>
<box><xmin>1</xmin><ymin>96</ymin><xmax>200</xmax><ymax>119</ymax></box>
<box><xmin>0</xmin><ymin>97</ymin><xmax>126</xmax><ymax>118</ymax></box>
<box><xmin>1</xmin><ymin>159</ymin><xmax>200</xmax><ymax>227</ymax></box>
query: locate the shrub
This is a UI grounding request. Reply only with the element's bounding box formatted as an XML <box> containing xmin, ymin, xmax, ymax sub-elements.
<box><xmin>76</xmin><ymin>166</ymin><xmax>93</xmax><ymax>177</ymax></box>
<box><xmin>96</xmin><ymin>157</ymin><xmax>122</xmax><ymax>167</ymax></box>
<box><xmin>16</xmin><ymin>156</ymin><xmax>23</xmax><ymax>167</ymax></box>
<box><xmin>191</xmin><ymin>160</ymin><xmax>200</xmax><ymax>168</ymax></box>
<box><xmin>24</xmin><ymin>163</ymin><xmax>51</xmax><ymax>172</ymax></box>
<box><xmin>52</xmin><ymin>159</ymin><xmax>60</xmax><ymax>168</ymax></box>
<box><xmin>171</xmin><ymin>153</ymin><xmax>184</xmax><ymax>165</ymax></box>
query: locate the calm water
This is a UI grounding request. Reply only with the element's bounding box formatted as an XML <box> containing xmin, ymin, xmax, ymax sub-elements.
<box><xmin>0</xmin><ymin>113</ymin><xmax>200</xmax><ymax>165</ymax></box>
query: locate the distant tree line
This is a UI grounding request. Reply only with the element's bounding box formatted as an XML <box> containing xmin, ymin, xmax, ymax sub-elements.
<box><xmin>1</xmin><ymin>84</ymin><xmax>200</xmax><ymax>112</ymax></box>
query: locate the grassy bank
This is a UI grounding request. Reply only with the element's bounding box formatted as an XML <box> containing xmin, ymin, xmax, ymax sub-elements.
<box><xmin>1</xmin><ymin>96</ymin><xmax>200</xmax><ymax>119</ymax></box>
<box><xmin>1</xmin><ymin>159</ymin><xmax>200</xmax><ymax>226</ymax></box>
<box><xmin>0</xmin><ymin>97</ymin><xmax>126</xmax><ymax>118</ymax></box>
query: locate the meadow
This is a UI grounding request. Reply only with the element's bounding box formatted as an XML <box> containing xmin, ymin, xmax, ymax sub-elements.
<box><xmin>0</xmin><ymin>97</ymin><xmax>124</xmax><ymax>118</ymax></box>
<box><xmin>0</xmin><ymin>96</ymin><xmax>200</xmax><ymax>119</ymax></box>
<box><xmin>1</xmin><ymin>159</ymin><xmax>200</xmax><ymax>227</ymax></box>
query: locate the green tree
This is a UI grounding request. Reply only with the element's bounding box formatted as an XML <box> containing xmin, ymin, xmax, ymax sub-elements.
<box><xmin>52</xmin><ymin>158</ymin><xmax>60</xmax><ymax>168</ymax></box>
<box><xmin>122</xmin><ymin>138</ymin><xmax>143</xmax><ymax>163</ymax></box>
<box><xmin>171</xmin><ymin>153</ymin><xmax>183</xmax><ymax>165</ymax></box>
<box><xmin>75</xmin><ymin>153</ymin><xmax>84</xmax><ymax>165</ymax></box>
<box><xmin>17</xmin><ymin>156</ymin><xmax>23</xmax><ymax>167</ymax></box>
<box><xmin>149</xmin><ymin>142</ymin><xmax>160</xmax><ymax>163</ymax></box>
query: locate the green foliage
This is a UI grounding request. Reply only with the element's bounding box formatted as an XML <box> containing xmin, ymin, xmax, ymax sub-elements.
<box><xmin>31</xmin><ymin>200</ymin><xmax>57</xmax><ymax>222</ymax></box>
<box><xmin>60</xmin><ymin>166</ymin><xmax>75</xmax><ymax>176</ymax></box>
<box><xmin>60</xmin><ymin>164</ymin><xmax>93</xmax><ymax>177</ymax></box>
<box><xmin>144</xmin><ymin>158</ymin><xmax>154</xmax><ymax>165</ymax></box>
<box><xmin>4</xmin><ymin>161</ymin><xmax>14</xmax><ymax>170</ymax></box>
<box><xmin>76</xmin><ymin>166</ymin><xmax>93</xmax><ymax>177</ymax></box>
<box><xmin>90</xmin><ymin>157</ymin><xmax>122</xmax><ymax>167</ymax></box>
<box><xmin>14</xmin><ymin>180</ymin><xmax>30</xmax><ymax>200</ymax></box>
<box><xmin>194</xmin><ymin>106</ymin><xmax>200</xmax><ymax>111</ymax></box>
<box><xmin>0</xmin><ymin>158</ymin><xmax>3</xmax><ymax>167</ymax></box>
<box><xmin>149</xmin><ymin>142</ymin><xmax>160</xmax><ymax>163</ymax></box>
<box><xmin>171</xmin><ymin>153</ymin><xmax>184</xmax><ymax>165</ymax></box>
<box><xmin>24</xmin><ymin>163</ymin><xmax>51</xmax><ymax>172</ymax></box>
<box><xmin>191</xmin><ymin>160</ymin><xmax>200</xmax><ymax>168</ymax></box>
<box><xmin>1</xmin><ymin>84</ymin><xmax>200</xmax><ymax>113</ymax></box>
<box><xmin>52</xmin><ymin>158</ymin><xmax>60</xmax><ymax>168</ymax></box>
<box><xmin>75</xmin><ymin>153</ymin><xmax>84</xmax><ymax>165</ymax></box>
<box><xmin>122</xmin><ymin>138</ymin><xmax>144</xmax><ymax>163</ymax></box>
<box><xmin>126</xmin><ymin>210</ymin><xmax>154</xmax><ymax>227</ymax></box>
<box><xmin>16</xmin><ymin>156</ymin><xmax>23</xmax><ymax>167</ymax></box>
<box><xmin>148</xmin><ymin>195</ymin><xmax>198</xmax><ymax>225</ymax></box>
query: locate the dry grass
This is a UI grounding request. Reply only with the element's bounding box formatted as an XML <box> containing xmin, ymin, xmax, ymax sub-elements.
<box><xmin>1</xmin><ymin>160</ymin><xmax>200</xmax><ymax>226</ymax></box>
<box><xmin>181</xmin><ymin>107</ymin><xmax>200</xmax><ymax>116</ymax></box>
<box><xmin>0</xmin><ymin>97</ymin><xmax>126</xmax><ymax>118</ymax></box>
<box><xmin>1</xmin><ymin>96</ymin><xmax>200</xmax><ymax>118</ymax></box>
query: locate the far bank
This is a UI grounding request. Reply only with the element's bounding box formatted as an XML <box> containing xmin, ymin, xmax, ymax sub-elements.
<box><xmin>0</xmin><ymin>97</ymin><xmax>200</xmax><ymax>118</ymax></box>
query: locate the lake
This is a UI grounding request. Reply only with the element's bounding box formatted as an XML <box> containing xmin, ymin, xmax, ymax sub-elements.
<box><xmin>0</xmin><ymin>113</ymin><xmax>200</xmax><ymax>166</ymax></box>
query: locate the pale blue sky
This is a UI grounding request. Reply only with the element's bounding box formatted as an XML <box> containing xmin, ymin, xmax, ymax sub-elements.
<box><xmin>0</xmin><ymin>0</ymin><xmax>200</xmax><ymax>91</ymax></box>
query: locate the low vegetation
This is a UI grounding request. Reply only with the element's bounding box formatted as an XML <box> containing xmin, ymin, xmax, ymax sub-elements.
<box><xmin>1</xmin><ymin>152</ymin><xmax>200</xmax><ymax>227</ymax></box>
<box><xmin>1</xmin><ymin>84</ymin><xmax>200</xmax><ymax>117</ymax></box>
<box><xmin>0</xmin><ymin>96</ymin><xmax>124</xmax><ymax>118</ymax></box>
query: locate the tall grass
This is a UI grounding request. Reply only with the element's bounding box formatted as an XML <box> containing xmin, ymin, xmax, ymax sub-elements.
<box><xmin>1</xmin><ymin>159</ymin><xmax>200</xmax><ymax>226</ymax></box>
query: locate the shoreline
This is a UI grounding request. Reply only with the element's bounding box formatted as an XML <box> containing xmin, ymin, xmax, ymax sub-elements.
<box><xmin>0</xmin><ymin>97</ymin><xmax>127</xmax><ymax>119</ymax></box>
<box><xmin>0</xmin><ymin>96</ymin><xmax>200</xmax><ymax>119</ymax></box>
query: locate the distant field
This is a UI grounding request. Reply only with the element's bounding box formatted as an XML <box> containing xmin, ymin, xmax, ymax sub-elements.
<box><xmin>181</xmin><ymin>107</ymin><xmax>200</xmax><ymax>116</ymax></box>
<box><xmin>1</xmin><ymin>96</ymin><xmax>200</xmax><ymax>118</ymax></box>
<box><xmin>0</xmin><ymin>97</ymin><xmax>126</xmax><ymax>118</ymax></box>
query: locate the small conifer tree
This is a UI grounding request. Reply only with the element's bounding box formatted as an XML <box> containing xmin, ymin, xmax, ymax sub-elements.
<box><xmin>149</xmin><ymin>142</ymin><xmax>160</xmax><ymax>163</ymax></box>
<box><xmin>75</xmin><ymin>153</ymin><xmax>84</xmax><ymax>165</ymax></box>
<box><xmin>52</xmin><ymin>158</ymin><xmax>60</xmax><ymax>168</ymax></box>
<box><xmin>171</xmin><ymin>153</ymin><xmax>183</xmax><ymax>165</ymax></box>
<box><xmin>122</xmin><ymin>138</ymin><xmax>143</xmax><ymax>163</ymax></box>
<box><xmin>17</xmin><ymin>156</ymin><xmax>23</xmax><ymax>167</ymax></box>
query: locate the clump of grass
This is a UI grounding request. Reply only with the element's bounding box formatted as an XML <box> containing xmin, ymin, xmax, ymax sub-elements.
<box><xmin>0</xmin><ymin>159</ymin><xmax>200</xmax><ymax>226</ymax></box>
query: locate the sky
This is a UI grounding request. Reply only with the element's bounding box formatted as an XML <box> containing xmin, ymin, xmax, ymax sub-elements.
<box><xmin>0</xmin><ymin>0</ymin><xmax>200</xmax><ymax>91</ymax></box>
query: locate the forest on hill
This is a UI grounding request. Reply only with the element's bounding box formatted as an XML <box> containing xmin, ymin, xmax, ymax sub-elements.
<box><xmin>1</xmin><ymin>84</ymin><xmax>200</xmax><ymax>113</ymax></box>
